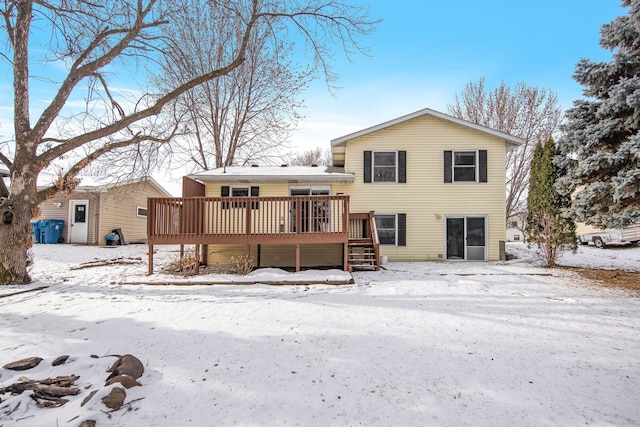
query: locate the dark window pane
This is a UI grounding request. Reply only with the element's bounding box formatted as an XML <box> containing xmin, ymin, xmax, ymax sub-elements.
<box><xmin>446</xmin><ymin>217</ymin><xmax>464</xmax><ymax>259</ymax></box>
<box><xmin>374</xmin><ymin>166</ymin><xmax>396</xmax><ymax>182</ymax></box>
<box><xmin>74</xmin><ymin>205</ymin><xmax>86</xmax><ymax>223</ymax></box>
<box><xmin>374</xmin><ymin>152</ymin><xmax>396</xmax><ymax>166</ymax></box>
<box><xmin>455</xmin><ymin>152</ymin><xmax>476</xmax><ymax>166</ymax></box>
<box><xmin>375</xmin><ymin>216</ymin><xmax>395</xmax><ymax>229</ymax></box>
<box><xmin>232</xmin><ymin>187</ymin><xmax>249</xmax><ymax>197</ymax></box>
<box><xmin>454</xmin><ymin>166</ymin><xmax>476</xmax><ymax>182</ymax></box>
<box><xmin>467</xmin><ymin>217</ymin><xmax>486</xmax><ymax>246</ymax></box>
<box><xmin>378</xmin><ymin>230</ymin><xmax>396</xmax><ymax>245</ymax></box>
<box><xmin>137</xmin><ymin>207</ymin><xmax>147</xmax><ymax>217</ymax></box>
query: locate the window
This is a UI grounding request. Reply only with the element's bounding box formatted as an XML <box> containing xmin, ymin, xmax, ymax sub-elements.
<box><xmin>514</xmin><ymin>235</ymin><xmax>520</xmax><ymax>241</ymax></box>
<box><xmin>136</xmin><ymin>206</ymin><xmax>147</xmax><ymax>217</ymax></box>
<box><xmin>374</xmin><ymin>213</ymin><xmax>406</xmax><ymax>246</ymax></box>
<box><xmin>374</xmin><ymin>152</ymin><xmax>396</xmax><ymax>182</ymax></box>
<box><xmin>454</xmin><ymin>151</ymin><xmax>477</xmax><ymax>182</ymax></box>
<box><xmin>364</xmin><ymin>151</ymin><xmax>406</xmax><ymax>183</ymax></box>
<box><xmin>444</xmin><ymin>150</ymin><xmax>487</xmax><ymax>183</ymax></box>
<box><xmin>375</xmin><ymin>215</ymin><xmax>396</xmax><ymax>245</ymax></box>
<box><xmin>221</xmin><ymin>186</ymin><xmax>259</xmax><ymax>209</ymax></box>
<box><xmin>230</xmin><ymin>187</ymin><xmax>249</xmax><ymax>208</ymax></box>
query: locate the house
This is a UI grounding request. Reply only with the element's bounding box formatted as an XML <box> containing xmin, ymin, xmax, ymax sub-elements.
<box><xmin>506</xmin><ymin>213</ymin><xmax>527</xmax><ymax>242</ymax></box>
<box><xmin>38</xmin><ymin>176</ymin><xmax>171</xmax><ymax>245</ymax></box>
<box><xmin>147</xmin><ymin>107</ymin><xmax>523</xmax><ymax>273</ymax></box>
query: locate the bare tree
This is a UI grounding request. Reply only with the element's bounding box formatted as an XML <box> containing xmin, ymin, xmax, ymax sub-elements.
<box><xmin>157</xmin><ymin>1</ymin><xmax>309</xmax><ymax>172</ymax></box>
<box><xmin>448</xmin><ymin>77</ymin><xmax>562</xmax><ymax>221</ymax></box>
<box><xmin>0</xmin><ymin>0</ymin><xmax>376</xmax><ymax>284</ymax></box>
<box><xmin>288</xmin><ymin>147</ymin><xmax>332</xmax><ymax>166</ymax></box>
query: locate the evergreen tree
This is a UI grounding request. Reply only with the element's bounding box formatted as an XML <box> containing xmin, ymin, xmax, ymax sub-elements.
<box><xmin>527</xmin><ymin>139</ymin><xmax>577</xmax><ymax>267</ymax></box>
<box><xmin>557</xmin><ymin>0</ymin><xmax>640</xmax><ymax>228</ymax></box>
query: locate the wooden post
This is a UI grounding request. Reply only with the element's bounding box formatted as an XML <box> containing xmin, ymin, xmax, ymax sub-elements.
<box><xmin>296</xmin><ymin>200</ymin><xmax>301</xmax><ymax>235</ymax></box>
<box><xmin>195</xmin><ymin>244</ymin><xmax>200</xmax><ymax>275</ymax></box>
<box><xmin>148</xmin><ymin>244</ymin><xmax>154</xmax><ymax>275</ymax></box>
<box><xmin>202</xmin><ymin>244</ymin><xmax>208</xmax><ymax>265</ymax></box>
<box><xmin>295</xmin><ymin>244</ymin><xmax>301</xmax><ymax>272</ymax></box>
<box><xmin>343</xmin><ymin>241</ymin><xmax>348</xmax><ymax>271</ymax></box>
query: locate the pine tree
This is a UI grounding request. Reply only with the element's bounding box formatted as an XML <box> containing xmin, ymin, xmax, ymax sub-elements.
<box><xmin>556</xmin><ymin>0</ymin><xmax>640</xmax><ymax>228</ymax></box>
<box><xmin>527</xmin><ymin>139</ymin><xmax>577</xmax><ymax>267</ymax></box>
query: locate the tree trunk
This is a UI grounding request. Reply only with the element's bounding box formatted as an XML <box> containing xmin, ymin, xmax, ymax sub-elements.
<box><xmin>0</xmin><ymin>173</ymin><xmax>39</xmax><ymax>285</ymax></box>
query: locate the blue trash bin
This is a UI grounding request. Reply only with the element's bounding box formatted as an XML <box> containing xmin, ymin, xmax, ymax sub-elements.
<box><xmin>39</xmin><ymin>219</ymin><xmax>65</xmax><ymax>244</ymax></box>
<box><xmin>30</xmin><ymin>220</ymin><xmax>40</xmax><ymax>243</ymax></box>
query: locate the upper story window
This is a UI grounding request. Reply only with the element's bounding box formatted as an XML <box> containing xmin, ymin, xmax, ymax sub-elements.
<box><xmin>136</xmin><ymin>206</ymin><xmax>147</xmax><ymax>217</ymax></box>
<box><xmin>454</xmin><ymin>151</ymin><xmax>477</xmax><ymax>182</ymax></box>
<box><xmin>373</xmin><ymin>152</ymin><xmax>397</xmax><ymax>182</ymax></box>
<box><xmin>364</xmin><ymin>150</ymin><xmax>406</xmax><ymax>184</ymax></box>
<box><xmin>444</xmin><ymin>150</ymin><xmax>487</xmax><ymax>183</ymax></box>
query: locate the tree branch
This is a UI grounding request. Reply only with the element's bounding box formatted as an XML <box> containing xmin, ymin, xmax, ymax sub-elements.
<box><xmin>37</xmin><ymin>4</ymin><xmax>263</xmax><ymax>166</ymax></box>
<box><xmin>31</xmin><ymin>0</ymin><xmax>166</xmax><ymax>145</ymax></box>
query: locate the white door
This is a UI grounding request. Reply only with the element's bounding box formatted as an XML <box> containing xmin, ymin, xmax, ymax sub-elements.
<box><xmin>69</xmin><ymin>200</ymin><xmax>89</xmax><ymax>243</ymax></box>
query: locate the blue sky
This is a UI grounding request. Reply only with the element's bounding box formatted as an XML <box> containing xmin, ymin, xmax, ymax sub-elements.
<box><xmin>292</xmin><ymin>0</ymin><xmax>627</xmax><ymax>151</ymax></box>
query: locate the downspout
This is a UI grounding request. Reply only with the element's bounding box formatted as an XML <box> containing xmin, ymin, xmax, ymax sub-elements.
<box><xmin>94</xmin><ymin>192</ymin><xmax>100</xmax><ymax>245</ymax></box>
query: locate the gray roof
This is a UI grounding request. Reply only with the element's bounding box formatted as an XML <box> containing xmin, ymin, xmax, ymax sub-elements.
<box><xmin>189</xmin><ymin>166</ymin><xmax>354</xmax><ymax>184</ymax></box>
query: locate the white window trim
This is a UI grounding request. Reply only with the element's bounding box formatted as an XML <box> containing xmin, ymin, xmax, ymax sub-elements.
<box><xmin>372</xmin><ymin>151</ymin><xmax>398</xmax><ymax>184</ymax></box>
<box><xmin>136</xmin><ymin>206</ymin><xmax>147</xmax><ymax>217</ymax></box>
<box><xmin>375</xmin><ymin>213</ymin><xmax>398</xmax><ymax>246</ymax></box>
<box><xmin>452</xmin><ymin>150</ymin><xmax>478</xmax><ymax>183</ymax></box>
<box><xmin>289</xmin><ymin>186</ymin><xmax>331</xmax><ymax>194</ymax></box>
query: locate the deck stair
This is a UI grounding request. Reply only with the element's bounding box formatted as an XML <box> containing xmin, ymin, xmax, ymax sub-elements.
<box><xmin>348</xmin><ymin>238</ymin><xmax>378</xmax><ymax>270</ymax></box>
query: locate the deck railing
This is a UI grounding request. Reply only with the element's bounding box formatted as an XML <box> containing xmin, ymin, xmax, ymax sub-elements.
<box><xmin>147</xmin><ymin>195</ymin><xmax>350</xmax><ymax>245</ymax></box>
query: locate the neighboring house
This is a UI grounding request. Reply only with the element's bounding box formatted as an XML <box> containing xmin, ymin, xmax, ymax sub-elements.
<box><xmin>506</xmin><ymin>213</ymin><xmax>527</xmax><ymax>242</ymax></box>
<box><xmin>38</xmin><ymin>176</ymin><xmax>171</xmax><ymax>245</ymax></box>
<box><xmin>147</xmin><ymin>107</ymin><xmax>523</xmax><ymax>273</ymax></box>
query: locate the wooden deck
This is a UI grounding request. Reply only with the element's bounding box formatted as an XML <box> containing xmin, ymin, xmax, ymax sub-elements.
<box><xmin>147</xmin><ymin>195</ymin><xmax>379</xmax><ymax>274</ymax></box>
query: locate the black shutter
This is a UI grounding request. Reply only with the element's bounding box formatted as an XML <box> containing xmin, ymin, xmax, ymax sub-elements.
<box><xmin>221</xmin><ymin>186</ymin><xmax>230</xmax><ymax>209</ymax></box>
<box><xmin>479</xmin><ymin>150</ymin><xmax>487</xmax><ymax>183</ymax></box>
<box><xmin>364</xmin><ymin>151</ymin><xmax>372</xmax><ymax>183</ymax></box>
<box><xmin>398</xmin><ymin>151</ymin><xmax>406</xmax><ymax>183</ymax></box>
<box><xmin>251</xmin><ymin>186</ymin><xmax>259</xmax><ymax>209</ymax></box>
<box><xmin>397</xmin><ymin>213</ymin><xmax>406</xmax><ymax>246</ymax></box>
<box><xmin>444</xmin><ymin>151</ymin><xmax>452</xmax><ymax>183</ymax></box>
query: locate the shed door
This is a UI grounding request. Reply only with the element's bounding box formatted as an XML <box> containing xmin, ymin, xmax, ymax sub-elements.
<box><xmin>70</xmin><ymin>200</ymin><xmax>89</xmax><ymax>244</ymax></box>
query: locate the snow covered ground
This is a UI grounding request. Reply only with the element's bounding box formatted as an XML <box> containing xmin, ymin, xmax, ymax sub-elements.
<box><xmin>1</xmin><ymin>243</ymin><xmax>639</xmax><ymax>426</ymax></box>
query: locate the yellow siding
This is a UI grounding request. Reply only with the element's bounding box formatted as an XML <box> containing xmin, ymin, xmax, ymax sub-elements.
<box><xmin>98</xmin><ymin>182</ymin><xmax>167</xmax><ymax>245</ymax></box>
<box><xmin>206</xmin><ymin>244</ymin><xmax>259</xmax><ymax>266</ymax></box>
<box><xmin>342</xmin><ymin>114</ymin><xmax>507</xmax><ymax>261</ymax></box>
